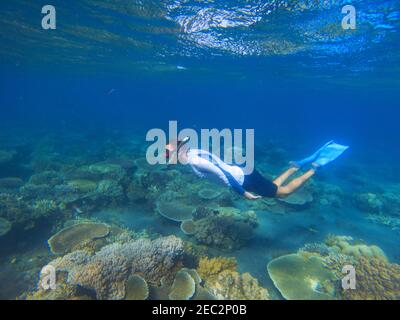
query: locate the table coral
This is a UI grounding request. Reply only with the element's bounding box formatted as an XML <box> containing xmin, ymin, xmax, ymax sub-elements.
<box><xmin>156</xmin><ymin>199</ymin><xmax>195</xmax><ymax>222</ymax></box>
<box><xmin>48</xmin><ymin>222</ymin><xmax>110</xmax><ymax>255</ymax></box>
<box><xmin>180</xmin><ymin>219</ymin><xmax>196</xmax><ymax>235</ymax></box>
<box><xmin>267</xmin><ymin>253</ymin><xmax>338</xmax><ymax>300</ymax></box>
<box><xmin>169</xmin><ymin>270</ymin><xmax>196</xmax><ymax>300</ymax></box>
<box><xmin>278</xmin><ymin>189</ymin><xmax>313</xmax><ymax>208</ymax></box>
<box><xmin>125</xmin><ymin>275</ymin><xmax>149</xmax><ymax>300</ymax></box>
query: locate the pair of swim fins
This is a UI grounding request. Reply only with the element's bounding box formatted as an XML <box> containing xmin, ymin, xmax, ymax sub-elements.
<box><xmin>291</xmin><ymin>140</ymin><xmax>349</xmax><ymax>169</ymax></box>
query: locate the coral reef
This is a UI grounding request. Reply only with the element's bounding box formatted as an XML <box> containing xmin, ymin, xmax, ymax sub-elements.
<box><xmin>197</xmin><ymin>256</ymin><xmax>268</xmax><ymax>300</ymax></box>
<box><xmin>168</xmin><ymin>270</ymin><xmax>196</xmax><ymax>300</ymax></box>
<box><xmin>298</xmin><ymin>235</ymin><xmax>400</xmax><ymax>300</ymax></box>
<box><xmin>39</xmin><ymin>235</ymin><xmax>184</xmax><ymax>299</ymax></box>
<box><xmin>67</xmin><ymin>179</ymin><xmax>97</xmax><ymax>193</ymax></box>
<box><xmin>317</xmin><ymin>182</ymin><xmax>344</xmax><ymax>208</ymax></box>
<box><xmin>324</xmin><ymin>235</ymin><xmax>387</xmax><ymax>262</ymax></box>
<box><xmin>180</xmin><ymin>220</ymin><xmax>196</xmax><ymax>235</ymax></box>
<box><xmin>0</xmin><ymin>193</ymin><xmax>39</xmax><ymax>227</ymax></box>
<box><xmin>0</xmin><ymin>217</ymin><xmax>12</xmax><ymax>237</ymax></box>
<box><xmin>278</xmin><ymin>189</ymin><xmax>313</xmax><ymax>208</ymax></box>
<box><xmin>198</xmin><ymin>188</ymin><xmax>222</xmax><ymax>200</ymax></box>
<box><xmin>29</xmin><ymin>171</ymin><xmax>64</xmax><ymax>186</ymax></box>
<box><xmin>148</xmin><ymin>267</ymin><xmax>215</xmax><ymax>300</ymax></box>
<box><xmin>197</xmin><ymin>256</ymin><xmax>237</xmax><ymax>280</ymax></box>
<box><xmin>206</xmin><ymin>270</ymin><xmax>269</xmax><ymax>300</ymax></box>
<box><xmin>27</xmin><ymin>272</ymin><xmax>93</xmax><ymax>300</ymax></box>
<box><xmin>354</xmin><ymin>193</ymin><xmax>384</xmax><ymax>214</ymax></box>
<box><xmin>156</xmin><ymin>199</ymin><xmax>195</xmax><ymax>222</ymax></box>
<box><xmin>48</xmin><ymin>222</ymin><xmax>110</xmax><ymax>255</ymax></box>
<box><xmin>340</xmin><ymin>256</ymin><xmax>400</xmax><ymax>300</ymax></box>
<box><xmin>29</xmin><ymin>199</ymin><xmax>58</xmax><ymax>218</ymax></box>
<box><xmin>191</xmin><ymin>207</ymin><xmax>258</xmax><ymax>250</ymax></box>
<box><xmin>125</xmin><ymin>275</ymin><xmax>149</xmax><ymax>300</ymax></box>
<box><xmin>267</xmin><ymin>253</ymin><xmax>337</xmax><ymax>300</ymax></box>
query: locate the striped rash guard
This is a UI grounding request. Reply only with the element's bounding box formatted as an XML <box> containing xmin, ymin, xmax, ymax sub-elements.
<box><xmin>186</xmin><ymin>149</ymin><xmax>246</xmax><ymax>195</ymax></box>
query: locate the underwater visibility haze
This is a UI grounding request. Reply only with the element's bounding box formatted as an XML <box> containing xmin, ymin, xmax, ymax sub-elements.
<box><xmin>0</xmin><ymin>0</ymin><xmax>400</xmax><ymax>300</ymax></box>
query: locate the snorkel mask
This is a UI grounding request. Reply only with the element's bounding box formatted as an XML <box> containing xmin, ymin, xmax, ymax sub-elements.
<box><xmin>166</xmin><ymin>136</ymin><xmax>190</xmax><ymax>163</ymax></box>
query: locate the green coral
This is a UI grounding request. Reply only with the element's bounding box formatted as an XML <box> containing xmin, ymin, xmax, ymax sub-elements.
<box><xmin>125</xmin><ymin>275</ymin><xmax>149</xmax><ymax>300</ymax></box>
<box><xmin>267</xmin><ymin>253</ymin><xmax>338</xmax><ymax>300</ymax></box>
<box><xmin>48</xmin><ymin>222</ymin><xmax>110</xmax><ymax>255</ymax></box>
<box><xmin>168</xmin><ymin>270</ymin><xmax>196</xmax><ymax>300</ymax></box>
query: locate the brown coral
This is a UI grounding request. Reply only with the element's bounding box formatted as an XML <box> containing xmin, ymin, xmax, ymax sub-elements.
<box><xmin>72</xmin><ymin>255</ymin><xmax>130</xmax><ymax>300</ymax></box>
<box><xmin>206</xmin><ymin>270</ymin><xmax>269</xmax><ymax>300</ymax></box>
<box><xmin>341</xmin><ymin>257</ymin><xmax>400</xmax><ymax>300</ymax></box>
<box><xmin>197</xmin><ymin>256</ymin><xmax>268</xmax><ymax>300</ymax></box>
<box><xmin>41</xmin><ymin>235</ymin><xmax>184</xmax><ymax>300</ymax></box>
<box><xmin>48</xmin><ymin>222</ymin><xmax>110</xmax><ymax>255</ymax></box>
<box><xmin>197</xmin><ymin>256</ymin><xmax>237</xmax><ymax>280</ymax></box>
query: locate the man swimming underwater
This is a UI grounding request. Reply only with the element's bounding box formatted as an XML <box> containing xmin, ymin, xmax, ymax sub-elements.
<box><xmin>165</xmin><ymin>138</ymin><xmax>348</xmax><ymax>200</ymax></box>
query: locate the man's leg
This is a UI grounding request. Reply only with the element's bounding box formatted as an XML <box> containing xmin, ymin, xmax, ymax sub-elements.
<box><xmin>276</xmin><ymin>168</ymin><xmax>315</xmax><ymax>197</ymax></box>
<box><xmin>273</xmin><ymin>167</ymin><xmax>298</xmax><ymax>187</ymax></box>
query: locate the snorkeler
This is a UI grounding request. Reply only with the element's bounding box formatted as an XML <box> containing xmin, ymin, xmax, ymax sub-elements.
<box><xmin>165</xmin><ymin>138</ymin><xmax>348</xmax><ymax>200</ymax></box>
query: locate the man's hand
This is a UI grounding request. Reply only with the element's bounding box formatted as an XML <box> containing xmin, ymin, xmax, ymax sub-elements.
<box><xmin>244</xmin><ymin>191</ymin><xmax>262</xmax><ymax>200</ymax></box>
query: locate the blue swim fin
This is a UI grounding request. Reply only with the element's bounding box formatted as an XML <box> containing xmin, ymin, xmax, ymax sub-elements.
<box><xmin>290</xmin><ymin>140</ymin><xmax>334</xmax><ymax>168</ymax></box>
<box><xmin>313</xmin><ymin>142</ymin><xmax>349</xmax><ymax>167</ymax></box>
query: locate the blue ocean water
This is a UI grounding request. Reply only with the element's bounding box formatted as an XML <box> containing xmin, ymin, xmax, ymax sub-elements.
<box><xmin>0</xmin><ymin>0</ymin><xmax>399</xmax><ymax>300</ymax></box>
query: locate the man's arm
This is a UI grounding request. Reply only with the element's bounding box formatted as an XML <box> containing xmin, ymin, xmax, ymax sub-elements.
<box><xmin>244</xmin><ymin>191</ymin><xmax>262</xmax><ymax>200</ymax></box>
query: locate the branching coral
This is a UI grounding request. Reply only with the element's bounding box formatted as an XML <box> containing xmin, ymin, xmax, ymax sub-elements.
<box><xmin>197</xmin><ymin>256</ymin><xmax>237</xmax><ymax>280</ymax></box>
<box><xmin>42</xmin><ymin>236</ymin><xmax>184</xmax><ymax>300</ymax></box>
<box><xmin>197</xmin><ymin>256</ymin><xmax>268</xmax><ymax>300</ymax></box>
<box><xmin>207</xmin><ymin>270</ymin><xmax>270</xmax><ymax>300</ymax></box>
<box><xmin>30</xmin><ymin>199</ymin><xmax>58</xmax><ymax>218</ymax></box>
<box><xmin>340</xmin><ymin>256</ymin><xmax>400</xmax><ymax>300</ymax></box>
<box><xmin>324</xmin><ymin>235</ymin><xmax>388</xmax><ymax>262</ymax></box>
<box><xmin>299</xmin><ymin>235</ymin><xmax>400</xmax><ymax>300</ymax></box>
